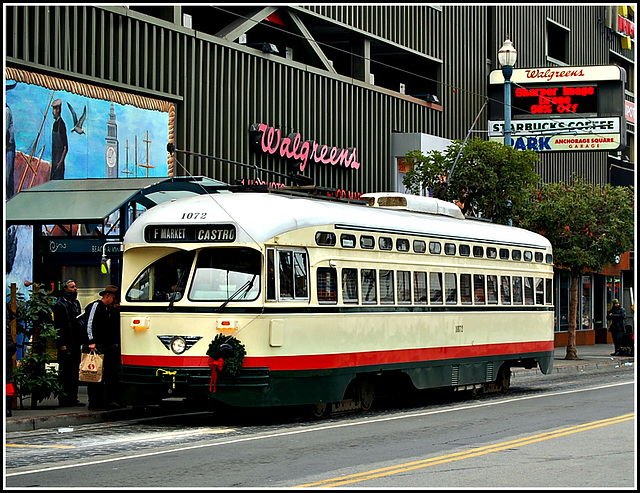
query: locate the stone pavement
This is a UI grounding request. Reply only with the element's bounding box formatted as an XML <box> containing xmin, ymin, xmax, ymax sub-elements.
<box><xmin>5</xmin><ymin>344</ymin><xmax>634</xmax><ymax>433</ymax></box>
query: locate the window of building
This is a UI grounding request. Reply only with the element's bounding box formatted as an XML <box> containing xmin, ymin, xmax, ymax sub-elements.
<box><xmin>341</xmin><ymin>268</ymin><xmax>358</xmax><ymax>303</ymax></box>
<box><xmin>460</xmin><ymin>274</ymin><xmax>472</xmax><ymax>304</ymax></box>
<box><xmin>361</xmin><ymin>269</ymin><xmax>377</xmax><ymax>303</ymax></box>
<box><xmin>317</xmin><ymin>267</ymin><xmax>337</xmax><ymax>303</ymax></box>
<box><xmin>501</xmin><ymin>276</ymin><xmax>511</xmax><ymax>304</ymax></box>
<box><xmin>414</xmin><ymin>271</ymin><xmax>428</xmax><ymax>304</ymax></box>
<box><xmin>430</xmin><ymin>272</ymin><xmax>443</xmax><ymax>304</ymax></box>
<box><xmin>379</xmin><ymin>270</ymin><xmax>395</xmax><ymax>304</ymax></box>
<box><xmin>397</xmin><ymin>270</ymin><xmax>411</xmax><ymax>303</ymax></box>
<box><xmin>444</xmin><ymin>273</ymin><xmax>457</xmax><ymax>304</ymax></box>
<box><xmin>473</xmin><ymin>274</ymin><xmax>485</xmax><ymax>304</ymax></box>
<box><xmin>546</xmin><ymin>19</ymin><xmax>569</xmax><ymax>64</ymax></box>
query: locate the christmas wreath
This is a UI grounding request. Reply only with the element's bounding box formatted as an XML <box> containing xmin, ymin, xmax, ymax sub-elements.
<box><xmin>206</xmin><ymin>333</ymin><xmax>246</xmax><ymax>392</ymax></box>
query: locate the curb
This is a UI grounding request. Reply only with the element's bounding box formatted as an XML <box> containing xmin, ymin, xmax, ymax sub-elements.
<box><xmin>511</xmin><ymin>358</ymin><xmax>634</xmax><ymax>380</ymax></box>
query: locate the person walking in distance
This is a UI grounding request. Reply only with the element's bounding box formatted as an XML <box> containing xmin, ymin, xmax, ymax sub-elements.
<box><xmin>607</xmin><ymin>298</ymin><xmax>627</xmax><ymax>356</ymax></box>
<box><xmin>84</xmin><ymin>285</ymin><xmax>121</xmax><ymax>410</ymax></box>
<box><xmin>53</xmin><ymin>279</ymin><xmax>86</xmax><ymax>407</ymax></box>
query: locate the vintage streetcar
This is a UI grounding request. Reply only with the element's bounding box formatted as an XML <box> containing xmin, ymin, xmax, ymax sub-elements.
<box><xmin>119</xmin><ymin>190</ymin><xmax>554</xmax><ymax>415</ymax></box>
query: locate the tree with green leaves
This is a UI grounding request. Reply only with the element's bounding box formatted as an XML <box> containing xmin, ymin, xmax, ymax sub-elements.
<box><xmin>402</xmin><ymin>138</ymin><xmax>541</xmax><ymax>225</ymax></box>
<box><xmin>519</xmin><ymin>176</ymin><xmax>634</xmax><ymax>360</ymax></box>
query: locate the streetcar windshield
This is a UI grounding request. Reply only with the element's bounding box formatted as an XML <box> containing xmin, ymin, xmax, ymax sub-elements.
<box><xmin>188</xmin><ymin>247</ymin><xmax>261</xmax><ymax>301</ymax></box>
<box><xmin>126</xmin><ymin>250</ymin><xmax>196</xmax><ymax>302</ymax></box>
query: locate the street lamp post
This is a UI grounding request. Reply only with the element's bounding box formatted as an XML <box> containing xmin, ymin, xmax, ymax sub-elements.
<box><xmin>498</xmin><ymin>38</ymin><xmax>517</xmax><ymax>146</ymax></box>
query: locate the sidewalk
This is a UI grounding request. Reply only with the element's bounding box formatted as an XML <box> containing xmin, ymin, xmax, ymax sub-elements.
<box><xmin>5</xmin><ymin>344</ymin><xmax>634</xmax><ymax>433</ymax></box>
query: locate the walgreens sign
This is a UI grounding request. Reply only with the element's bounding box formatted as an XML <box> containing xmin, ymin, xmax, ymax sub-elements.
<box><xmin>250</xmin><ymin>123</ymin><xmax>361</xmax><ymax>172</ymax></box>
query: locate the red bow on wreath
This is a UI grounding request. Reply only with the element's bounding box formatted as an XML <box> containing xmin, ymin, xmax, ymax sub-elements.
<box><xmin>208</xmin><ymin>357</ymin><xmax>225</xmax><ymax>393</ymax></box>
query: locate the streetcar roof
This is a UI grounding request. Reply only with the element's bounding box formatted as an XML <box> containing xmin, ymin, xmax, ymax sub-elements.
<box><xmin>123</xmin><ymin>192</ymin><xmax>551</xmax><ymax>249</ymax></box>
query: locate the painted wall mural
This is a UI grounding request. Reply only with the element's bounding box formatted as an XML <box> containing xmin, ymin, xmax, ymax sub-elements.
<box><xmin>5</xmin><ymin>67</ymin><xmax>176</xmax><ymax>297</ymax></box>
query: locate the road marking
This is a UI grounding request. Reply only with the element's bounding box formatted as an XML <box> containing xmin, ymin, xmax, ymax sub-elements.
<box><xmin>5</xmin><ymin>381</ymin><xmax>633</xmax><ymax>478</ymax></box>
<box><xmin>295</xmin><ymin>413</ymin><xmax>635</xmax><ymax>487</ymax></box>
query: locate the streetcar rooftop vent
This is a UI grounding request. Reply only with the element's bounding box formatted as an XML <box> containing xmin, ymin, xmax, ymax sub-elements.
<box><xmin>361</xmin><ymin>192</ymin><xmax>465</xmax><ymax>219</ymax></box>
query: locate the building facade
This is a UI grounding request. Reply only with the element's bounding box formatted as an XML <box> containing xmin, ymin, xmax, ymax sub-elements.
<box><xmin>4</xmin><ymin>5</ymin><xmax>635</xmax><ymax>344</ymax></box>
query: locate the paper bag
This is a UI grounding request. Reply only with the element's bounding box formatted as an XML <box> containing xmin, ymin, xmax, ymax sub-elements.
<box><xmin>79</xmin><ymin>350</ymin><xmax>104</xmax><ymax>383</ymax></box>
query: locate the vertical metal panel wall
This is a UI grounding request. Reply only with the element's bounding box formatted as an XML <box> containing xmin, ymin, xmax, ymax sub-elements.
<box><xmin>5</xmin><ymin>5</ymin><xmax>632</xmax><ymax>192</ymax></box>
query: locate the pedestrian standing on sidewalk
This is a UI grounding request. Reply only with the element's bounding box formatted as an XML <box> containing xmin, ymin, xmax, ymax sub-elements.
<box><xmin>83</xmin><ymin>285</ymin><xmax>122</xmax><ymax>410</ymax></box>
<box><xmin>53</xmin><ymin>279</ymin><xmax>86</xmax><ymax>407</ymax></box>
<box><xmin>607</xmin><ymin>298</ymin><xmax>627</xmax><ymax>356</ymax></box>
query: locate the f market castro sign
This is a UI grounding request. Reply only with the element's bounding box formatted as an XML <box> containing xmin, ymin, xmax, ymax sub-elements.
<box><xmin>250</xmin><ymin>123</ymin><xmax>361</xmax><ymax>172</ymax></box>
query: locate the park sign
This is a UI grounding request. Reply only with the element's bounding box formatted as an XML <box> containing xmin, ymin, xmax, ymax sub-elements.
<box><xmin>488</xmin><ymin>65</ymin><xmax>626</xmax><ymax>152</ymax></box>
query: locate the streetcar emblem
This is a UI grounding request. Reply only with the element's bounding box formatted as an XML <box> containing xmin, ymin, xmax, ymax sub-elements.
<box><xmin>157</xmin><ymin>335</ymin><xmax>203</xmax><ymax>353</ymax></box>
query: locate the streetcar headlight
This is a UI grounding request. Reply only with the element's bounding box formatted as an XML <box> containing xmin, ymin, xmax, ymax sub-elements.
<box><xmin>170</xmin><ymin>336</ymin><xmax>187</xmax><ymax>354</ymax></box>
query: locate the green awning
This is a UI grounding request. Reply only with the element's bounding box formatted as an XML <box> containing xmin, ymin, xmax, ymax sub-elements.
<box><xmin>5</xmin><ymin>176</ymin><xmax>228</xmax><ymax>225</ymax></box>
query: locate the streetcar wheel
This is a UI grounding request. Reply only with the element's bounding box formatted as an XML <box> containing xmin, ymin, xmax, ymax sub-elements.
<box><xmin>496</xmin><ymin>366</ymin><xmax>511</xmax><ymax>393</ymax></box>
<box><xmin>358</xmin><ymin>380</ymin><xmax>375</xmax><ymax>411</ymax></box>
<box><xmin>309</xmin><ymin>402</ymin><xmax>328</xmax><ymax>418</ymax></box>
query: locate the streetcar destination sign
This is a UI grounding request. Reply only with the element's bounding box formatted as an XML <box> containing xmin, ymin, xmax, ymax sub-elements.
<box><xmin>145</xmin><ymin>224</ymin><xmax>236</xmax><ymax>243</ymax></box>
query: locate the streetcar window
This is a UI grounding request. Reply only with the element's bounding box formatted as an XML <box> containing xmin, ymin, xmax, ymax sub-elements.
<box><xmin>546</xmin><ymin>253</ymin><xmax>553</xmax><ymax>264</ymax></box>
<box><xmin>487</xmin><ymin>275</ymin><xmax>498</xmax><ymax>304</ymax></box>
<box><xmin>341</xmin><ymin>234</ymin><xmax>356</xmax><ymax>248</ymax></box>
<box><xmin>473</xmin><ymin>274</ymin><xmax>485</xmax><ymax>304</ymax></box>
<box><xmin>444</xmin><ymin>243</ymin><xmax>456</xmax><ymax>255</ymax></box>
<box><xmin>413</xmin><ymin>240</ymin><xmax>426</xmax><ymax>253</ymax></box>
<box><xmin>535</xmin><ymin>278</ymin><xmax>545</xmax><ymax>305</ymax></box>
<box><xmin>487</xmin><ymin>247</ymin><xmax>497</xmax><ymax>259</ymax></box>
<box><xmin>473</xmin><ymin>246</ymin><xmax>484</xmax><ymax>258</ymax></box>
<box><xmin>360</xmin><ymin>235</ymin><xmax>375</xmax><ymax>249</ymax></box>
<box><xmin>445</xmin><ymin>273</ymin><xmax>457</xmax><ymax>304</ymax></box>
<box><xmin>278</xmin><ymin>250</ymin><xmax>309</xmax><ymax>300</ymax></box>
<box><xmin>397</xmin><ymin>270</ymin><xmax>411</xmax><ymax>304</ymax></box>
<box><xmin>535</xmin><ymin>252</ymin><xmax>544</xmax><ymax>262</ymax></box>
<box><xmin>341</xmin><ymin>268</ymin><xmax>359</xmax><ymax>303</ymax></box>
<box><xmin>266</xmin><ymin>249</ymin><xmax>276</xmax><ymax>301</ymax></box>
<box><xmin>524</xmin><ymin>277</ymin><xmax>535</xmax><ymax>305</ymax></box>
<box><xmin>396</xmin><ymin>238</ymin><xmax>410</xmax><ymax>252</ymax></box>
<box><xmin>545</xmin><ymin>279</ymin><xmax>553</xmax><ymax>304</ymax></box>
<box><xmin>460</xmin><ymin>274</ymin><xmax>472</xmax><ymax>304</ymax></box>
<box><xmin>361</xmin><ymin>269</ymin><xmax>377</xmax><ymax>304</ymax></box>
<box><xmin>126</xmin><ymin>250</ymin><xmax>196</xmax><ymax>302</ymax></box>
<box><xmin>459</xmin><ymin>244</ymin><xmax>470</xmax><ymax>256</ymax></box>
<box><xmin>429</xmin><ymin>241</ymin><xmax>442</xmax><ymax>254</ymax></box>
<box><xmin>379</xmin><ymin>270</ymin><xmax>395</xmax><ymax>304</ymax></box>
<box><xmin>499</xmin><ymin>248</ymin><xmax>510</xmax><ymax>260</ymax></box>
<box><xmin>188</xmin><ymin>248</ymin><xmax>260</xmax><ymax>302</ymax></box>
<box><xmin>429</xmin><ymin>272</ymin><xmax>443</xmax><ymax>304</ymax></box>
<box><xmin>500</xmin><ymin>276</ymin><xmax>511</xmax><ymax>304</ymax></box>
<box><xmin>512</xmin><ymin>277</ymin><xmax>523</xmax><ymax>304</ymax></box>
<box><xmin>315</xmin><ymin>232</ymin><xmax>336</xmax><ymax>246</ymax></box>
<box><xmin>512</xmin><ymin>250</ymin><xmax>522</xmax><ymax>261</ymax></box>
<box><xmin>317</xmin><ymin>267</ymin><xmax>337</xmax><ymax>303</ymax></box>
<box><xmin>524</xmin><ymin>251</ymin><xmax>533</xmax><ymax>262</ymax></box>
<box><xmin>379</xmin><ymin>237</ymin><xmax>393</xmax><ymax>250</ymax></box>
<box><xmin>413</xmin><ymin>272</ymin><xmax>428</xmax><ymax>304</ymax></box>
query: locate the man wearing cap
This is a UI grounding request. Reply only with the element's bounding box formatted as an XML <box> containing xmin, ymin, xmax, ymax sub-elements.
<box><xmin>607</xmin><ymin>298</ymin><xmax>627</xmax><ymax>356</ymax></box>
<box><xmin>50</xmin><ymin>98</ymin><xmax>68</xmax><ymax>180</ymax></box>
<box><xmin>83</xmin><ymin>285</ymin><xmax>121</xmax><ymax>410</ymax></box>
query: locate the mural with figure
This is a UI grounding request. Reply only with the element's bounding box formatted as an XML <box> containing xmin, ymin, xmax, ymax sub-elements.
<box><xmin>5</xmin><ymin>67</ymin><xmax>176</xmax><ymax>300</ymax></box>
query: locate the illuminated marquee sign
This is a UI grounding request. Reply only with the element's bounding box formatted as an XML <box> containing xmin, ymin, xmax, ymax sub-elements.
<box><xmin>144</xmin><ymin>225</ymin><xmax>236</xmax><ymax>243</ymax></box>
<box><xmin>250</xmin><ymin>123</ymin><xmax>361</xmax><ymax>172</ymax></box>
<box><xmin>489</xmin><ymin>65</ymin><xmax>626</xmax><ymax>152</ymax></box>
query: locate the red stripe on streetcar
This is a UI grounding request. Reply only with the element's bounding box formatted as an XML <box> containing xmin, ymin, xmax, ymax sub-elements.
<box><xmin>121</xmin><ymin>341</ymin><xmax>553</xmax><ymax>370</ymax></box>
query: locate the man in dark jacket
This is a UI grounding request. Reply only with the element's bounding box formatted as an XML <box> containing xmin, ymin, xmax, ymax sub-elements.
<box><xmin>607</xmin><ymin>298</ymin><xmax>627</xmax><ymax>356</ymax></box>
<box><xmin>84</xmin><ymin>285</ymin><xmax>121</xmax><ymax>410</ymax></box>
<box><xmin>53</xmin><ymin>279</ymin><xmax>85</xmax><ymax>407</ymax></box>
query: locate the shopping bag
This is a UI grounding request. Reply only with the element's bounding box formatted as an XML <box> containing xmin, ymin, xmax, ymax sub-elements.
<box><xmin>79</xmin><ymin>350</ymin><xmax>104</xmax><ymax>383</ymax></box>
